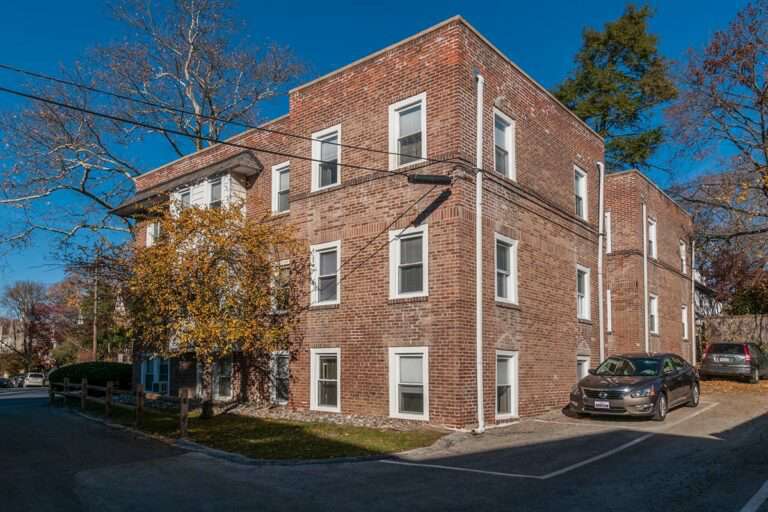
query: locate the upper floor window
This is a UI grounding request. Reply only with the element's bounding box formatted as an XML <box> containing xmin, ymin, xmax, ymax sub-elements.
<box><xmin>311</xmin><ymin>241</ymin><xmax>340</xmax><ymax>305</ymax></box>
<box><xmin>389</xmin><ymin>225</ymin><xmax>428</xmax><ymax>299</ymax></box>
<box><xmin>272</xmin><ymin>260</ymin><xmax>291</xmax><ymax>313</ymax></box>
<box><xmin>209</xmin><ymin>178</ymin><xmax>222</xmax><ymax>209</ymax></box>
<box><xmin>576</xmin><ymin>265</ymin><xmax>591</xmax><ymax>320</ymax></box>
<box><xmin>311</xmin><ymin>125</ymin><xmax>341</xmax><ymax>191</ymax></box>
<box><xmin>272</xmin><ymin>162</ymin><xmax>290</xmax><ymax>214</ymax></box>
<box><xmin>495</xmin><ymin>233</ymin><xmax>518</xmax><ymax>304</ymax></box>
<box><xmin>146</xmin><ymin>222</ymin><xmax>161</xmax><ymax>247</ymax></box>
<box><xmin>647</xmin><ymin>218</ymin><xmax>657</xmax><ymax>259</ymax></box>
<box><xmin>389</xmin><ymin>93</ymin><xmax>426</xmax><ymax>169</ymax></box>
<box><xmin>493</xmin><ymin>110</ymin><xmax>516</xmax><ymax>180</ymax></box>
<box><xmin>605</xmin><ymin>211</ymin><xmax>612</xmax><ymax>253</ymax></box>
<box><xmin>606</xmin><ymin>288</ymin><xmax>613</xmax><ymax>333</ymax></box>
<box><xmin>679</xmin><ymin>240</ymin><xmax>687</xmax><ymax>273</ymax></box>
<box><xmin>574</xmin><ymin>166</ymin><xmax>587</xmax><ymax>221</ymax></box>
<box><xmin>180</xmin><ymin>188</ymin><xmax>191</xmax><ymax>209</ymax></box>
<box><xmin>649</xmin><ymin>294</ymin><xmax>659</xmax><ymax>334</ymax></box>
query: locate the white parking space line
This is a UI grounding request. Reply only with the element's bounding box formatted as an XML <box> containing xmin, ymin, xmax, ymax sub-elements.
<box><xmin>380</xmin><ymin>402</ymin><xmax>719</xmax><ymax>480</ymax></box>
<box><xmin>740</xmin><ymin>481</ymin><xmax>768</xmax><ymax>512</ymax></box>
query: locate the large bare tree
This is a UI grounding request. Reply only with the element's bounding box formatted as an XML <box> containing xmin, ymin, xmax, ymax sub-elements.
<box><xmin>0</xmin><ymin>281</ymin><xmax>50</xmax><ymax>371</ymax></box>
<box><xmin>0</xmin><ymin>0</ymin><xmax>302</xmax><ymax>248</ymax></box>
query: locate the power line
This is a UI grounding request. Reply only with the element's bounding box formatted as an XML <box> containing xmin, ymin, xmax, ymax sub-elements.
<box><xmin>0</xmin><ymin>62</ymin><xmax>457</xmax><ymax>168</ymax></box>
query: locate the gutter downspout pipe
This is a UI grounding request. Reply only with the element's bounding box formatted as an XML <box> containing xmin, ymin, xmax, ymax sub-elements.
<box><xmin>642</xmin><ymin>202</ymin><xmax>650</xmax><ymax>353</ymax></box>
<box><xmin>474</xmin><ymin>73</ymin><xmax>485</xmax><ymax>434</ymax></box>
<box><xmin>596</xmin><ymin>162</ymin><xmax>606</xmax><ymax>363</ymax></box>
<box><xmin>691</xmin><ymin>241</ymin><xmax>697</xmax><ymax>363</ymax></box>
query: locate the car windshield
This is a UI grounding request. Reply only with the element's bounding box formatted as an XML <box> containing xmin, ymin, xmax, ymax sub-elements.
<box><xmin>708</xmin><ymin>344</ymin><xmax>745</xmax><ymax>355</ymax></box>
<box><xmin>595</xmin><ymin>357</ymin><xmax>660</xmax><ymax>377</ymax></box>
<box><xmin>28</xmin><ymin>373</ymin><xmax>43</xmax><ymax>378</ymax></box>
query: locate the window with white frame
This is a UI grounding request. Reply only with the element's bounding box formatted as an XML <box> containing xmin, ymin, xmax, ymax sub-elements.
<box><xmin>495</xmin><ymin>234</ymin><xmax>518</xmax><ymax>304</ymax></box>
<box><xmin>576</xmin><ymin>265</ymin><xmax>591</xmax><ymax>320</ymax></box>
<box><xmin>209</xmin><ymin>178</ymin><xmax>223</xmax><ymax>209</ymax></box>
<box><xmin>213</xmin><ymin>355</ymin><xmax>233</xmax><ymax>400</ymax></box>
<box><xmin>389</xmin><ymin>347</ymin><xmax>428</xmax><ymax>420</ymax></box>
<box><xmin>311</xmin><ymin>241</ymin><xmax>340</xmax><ymax>305</ymax></box>
<box><xmin>577</xmin><ymin>356</ymin><xmax>590</xmax><ymax>381</ymax></box>
<box><xmin>496</xmin><ymin>351</ymin><xmax>518</xmax><ymax>418</ymax></box>
<box><xmin>649</xmin><ymin>294</ymin><xmax>659</xmax><ymax>335</ymax></box>
<box><xmin>272</xmin><ymin>260</ymin><xmax>291</xmax><ymax>313</ymax></box>
<box><xmin>606</xmin><ymin>288</ymin><xmax>613</xmax><ymax>333</ymax></box>
<box><xmin>605</xmin><ymin>211</ymin><xmax>612</xmax><ymax>253</ymax></box>
<box><xmin>146</xmin><ymin>222</ymin><xmax>161</xmax><ymax>247</ymax></box>
<box><xmin>311</xmin><ymin>125</ymin><xmax>341</xmax><ymax>191</ymax></box>
<box><xmin>679</xmin><ymin>240</ymin><xmax>687</xmax><ymax>274</ymax></box>
<box><xmin>310</xmin><ymin>348</ymin><xmax>340</xmax><ymax>412</ymax></box>
<box><xmin>647</xmin><ymin>218</ymin><xmax>657</xmax><ymax>259</ymax></box>
<box><xmin>389</xmin><ymin>93</ymin><xmax>426</xmax><ymax>169</ymax></box>
<box><xmin>179</xmin><ymin>188</ymin><xmax>191</xmax><ymax>209</ymax></box>
<box><xmin>271</xmin><ymin>351</ymin><xmax>290</xmax><ymax>405</ymax></box>
<box><xmin>389</xmin><ymin>225</ymin><xmax>428</xmax><ymax>299</ymax></box>
<box><xmin>681</xmin><ymin>305</ymin><xmax>689</xmax><ymax>340</ymax></box>
<box><xmin>494</xmin><ymin>110</ymin><xmax>516</xmax><ymax>179</ymax></box>
<box><xmin>272</xmin><ymin>162</ymin><xmax>290</xmax><ymax>214</ymax></box>
<box><xmin>141</xmin><ymin>357</ymin><xmax>170</xmax><ymax>394</ymax></box>
<box><xmin>574</xmin><ymin>166</ymin><xmax>588</xmax><ymax>220</ymax></box>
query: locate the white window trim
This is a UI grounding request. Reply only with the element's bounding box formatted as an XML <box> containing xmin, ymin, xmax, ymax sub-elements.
<box><xmin>271</xmin><ymin>161</ymin><xmax>290</xmax><ymax>214</ymax></box>
<box><xmin>388</xmin><ymin>346</ymin><xmax>429</xmax><ymax>421</ymax></box>
<box><xmin>576</xmin><ymin>264</ymin><xmax>591</xmax><ymax>321</ymax></box>
<box><xmin>207</xmin><ymin>176</ymin><xmax>224</xmax><ymax>208</ymax></box>
<box><xmin>680</xmin><ymin>240</ymin><xmax>687</xmax><ymax>274</ymax></box>
<box><xmin>388</xmin><ymin>225</ymin><xmax>429</xmax><ymax>299</ymax></box>
<box><xmin>495</xmin><ymin>350</ymin><xmax>519</xmax><ymax>420</ymax></box>
<box><xmin>574</xmin><ymin>166</ymin><xmax>588</xmax><ymax>221</ymax></box>
<box><xmin>493</xmin><ymin>108</ymin><xmax>516</xmax><ymax>180</ymax></box>
<box><xmin>271</xmin><ymin>350</ymin><xmax>290</xmax><ymax>405</ymax></box>
<box><xmin>577</xmin><ymin>355</ymin><xmax>591</xmax><ymax>381</ymax></box>
<box><xmin>494</xmin><ymin>233</ymin><xmax>518</xmax><ymax>304</ymax></box>
<box><xmin>146</xmin><ymin>222</ymin><xmax>159</xmax><ymax>247</ymax></box>
<box><xmin>649</xmin><ymin>294</ymin><xmax>660</xmax><ymax>335</ymax></box>
<box><xmin>681</xmin><ymin>305</ymin><xmax>689</xmax><ymax>340</ymax></box>
<box><xmin>310</xmin><ymin>240</ymin><xmax>341</xmax><ymax>306</ymax></box>
<box><xmin>311</xmin><ymin>124</ymin><xmax>342</xmax><ymax>192</ymax></box>
<box><xmin>648</xmin><ymin>218</ymin><xmax>658</xmax><ymax>259</ymax></box>
<box><xmin>605</xmin><ymin>211</ymin><xmax>612</xmax><ymax>254</ymax></box>
<box><xmin>388</xmin><ymin>92</ymin><xmax>427</xmax><ymax>170</ymax></box>
<box><xmin>606</xmin><ymin>288</ymin><xmax>613</xmax><ymax>333</ymax></box>
<box><xmin>310</xmin><ymin>348</ymin><xmax>341</xmax><ymax>413</ymax></box>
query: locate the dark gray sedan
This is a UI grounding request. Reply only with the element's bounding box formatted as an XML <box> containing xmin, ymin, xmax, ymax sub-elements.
<box><xmin>570</xmin><ymin>353</ymin><xmax>700</xmax><ymax>421</ymax></box>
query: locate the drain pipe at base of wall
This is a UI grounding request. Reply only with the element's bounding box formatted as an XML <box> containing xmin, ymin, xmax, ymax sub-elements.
<box><xmin>642</xmin><ymin>202</ymin><xmax>650</xmax><ymax>353</ymax></box>
<box><xmin>596</xmin><ymin>161</ymin><xmax>606</xmax><ymax>363</ymax></box>
<box><xmin>474</xmin><ymin>72</ymin><xmax>485</xmax><ymax>434</ymax></box>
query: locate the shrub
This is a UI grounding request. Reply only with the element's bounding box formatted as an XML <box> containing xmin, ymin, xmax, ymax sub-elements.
<box><xmin>49</xmin><ymin>362</ymin><xmax>133</xmax><ymax>389</ymax></box>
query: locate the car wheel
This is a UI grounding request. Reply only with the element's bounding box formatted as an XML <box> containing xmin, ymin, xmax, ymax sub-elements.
<box><xmin>750</xmin><ymin>368</ymin><xmax>760</xmax><ymax>384</ymax></box>
<box><xmin>687</xmin><ymin>383</ymin><xmax>700</xmax><ymax>408</ymax></box>
<box><xmin>653</xmin><ymin>393</ymin><xmax>668</xmax><ymax>422</ymax></box>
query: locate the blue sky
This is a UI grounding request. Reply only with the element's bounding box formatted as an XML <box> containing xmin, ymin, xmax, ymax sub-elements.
<box><xmin>0</xmin><ymin>0</ymin><xmax>749</xmax><ymax>289</ymax></box>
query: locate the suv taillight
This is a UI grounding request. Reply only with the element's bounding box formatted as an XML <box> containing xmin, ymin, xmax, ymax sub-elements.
<box><xmin>744</xmin><ymin>344</ymin><xmax>752</xmax><ymax>364</ymax></box>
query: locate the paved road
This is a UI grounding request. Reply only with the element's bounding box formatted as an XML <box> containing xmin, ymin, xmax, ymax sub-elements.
<box><xmin>1</xmin><ymin>389</ymin><xmax>767</xmax><ymax>511</ymax></box>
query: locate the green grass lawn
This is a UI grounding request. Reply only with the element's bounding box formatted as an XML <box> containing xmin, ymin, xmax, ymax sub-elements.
<box><xmin>60</xmin><ymin>396</ymin><xmax>444</xmax><ymax>460</ymax></box>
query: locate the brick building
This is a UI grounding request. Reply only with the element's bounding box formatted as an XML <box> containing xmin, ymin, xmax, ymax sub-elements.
<box><xmin>116</xmin><ymin>17</ymin><xmax>691</xmax><ymax>429</ymax></box>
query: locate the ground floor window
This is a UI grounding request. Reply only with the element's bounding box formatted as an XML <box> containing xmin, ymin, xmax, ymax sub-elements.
<box><xmin>496</xmin><ymin>351</ymin><xmax>518</xmax><ymax>418</ymax></box>
<box><xmin>271</xmin><ymin>351</ymin><xmax>290</xmax><ymax>405</ymax></box>
<box><xmin>577</xmin><ymin>356</ymin><xmax>590</xmax><ymax>381</ymax></box>
<box><xmin>310</xmin><ymin>348</ymin><xmax>340</xmax><ymax>412</ymax></box>
<box><xmin>213</xmin><ymin>356</ymin><xmax>233</xmax><ymax>400</ymax></box>
<box><xmin>388</xmin><ymin>347</ymin><xmax>429</xmax><ymax>421</ymax></box>
<box><xmin>141</xmin><ymin>357</ymin><xmax>170</xmax><ymax>395</ymax></box>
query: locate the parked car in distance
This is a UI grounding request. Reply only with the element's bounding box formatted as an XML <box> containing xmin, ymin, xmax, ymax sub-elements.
<box><xmin>0</xmin><ymin>377</ymin><xmax>11</xmax><ymax>388</ymax></box>
<box><xmin>22</xmin><ymin>372</ymin><xmax>45</xmax><ymax>388</ymax></box>
<box><xmin>700</xmin><ymin>342</ymin><xmax>767</xmax><ymax>384</ymax></box>
<box><xmin>570</xmin><ymin>353</ymin><xmax>700</xmax><ymax>421</ymax></box>
<box><xmin>11</xmin><ymin>375</ymin><xmax>24</xmax><ymax>387</ymax></box>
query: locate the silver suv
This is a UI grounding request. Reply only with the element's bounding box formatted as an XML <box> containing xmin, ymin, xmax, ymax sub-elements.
<box><xmin>700</xmin><ymin>342</ymin><xmax>767</xmax><ymax>383</ymax></box>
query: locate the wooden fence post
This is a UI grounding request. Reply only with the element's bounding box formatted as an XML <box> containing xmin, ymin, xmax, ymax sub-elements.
<box><xmin>81</xmin><ymin>378</ymin><xmax>87</xmax><ymax>410</ymax></box>
<box><xmin>179</xmin><ymin>388</ymin><xmax>189</xmax><ymax>437</ymax></box>
<box><xmin>105</xmin><ymin>381</ymin><xmax>113</xmax><ymax>418</ymax></box>
<box><xmin>135</xmin><ymin>383</ymin><xmax>144</xmax><ymax>427</ymax></box>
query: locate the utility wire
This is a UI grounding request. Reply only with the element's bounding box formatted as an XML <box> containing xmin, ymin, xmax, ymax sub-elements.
<box><xmin>0</xmin><ymin>62</ymin><xmax>457</xmax><ymax>167</ymax></box>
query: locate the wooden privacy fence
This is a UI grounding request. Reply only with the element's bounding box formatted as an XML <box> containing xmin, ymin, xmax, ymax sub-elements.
<box><xmin>49</xmin><ymin>379</ymin><xmax>191</xmax><ymax>436</ymax></box>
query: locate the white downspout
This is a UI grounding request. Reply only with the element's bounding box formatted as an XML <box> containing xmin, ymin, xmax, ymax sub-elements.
<box><xmin>596</xmin><ymin>162</ymin><xmax>606</xmax><ymax>363</ymax></box>
<box><xmin>642</xmin><ymin>202</ymin><xmax>650</xmax><ymax>352</ymax></box>
<box><xmin>691</xmin><ymin>241</ymin><xmax>697</xmax><ymax>362</ymax></box>
<box><xmin>474</xmin><ymin>73</ymin><xmax>485</xmax><ymax>434</ymax></box>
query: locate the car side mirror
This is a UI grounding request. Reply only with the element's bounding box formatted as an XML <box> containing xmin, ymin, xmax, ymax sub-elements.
<box><xmin>588</xmin><ymin>369</ymin><xmax>596</xmax><ymax>375</ymax></box>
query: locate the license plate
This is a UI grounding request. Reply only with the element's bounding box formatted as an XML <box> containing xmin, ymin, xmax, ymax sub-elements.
<box><xmin>594</xmin><ymin>400</ymin><xmax>611</xmax><ymax>410</ymax></box>
<box><xmin>716</xmin><ymin>356</ymin><xmax>732</xmax><ymax>363</ymax></box>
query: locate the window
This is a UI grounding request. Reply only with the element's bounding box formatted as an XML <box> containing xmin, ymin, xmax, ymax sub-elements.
<box><xmin>576</xmin><ymin>265</ymin><xmax>591</xmax><ymax>320</ymax></box>
<box><xmin>647</xmin><ymin>218</ymin><xmax>657</xmax><ymax>259</ymax></box>
<box><xmin>605</xmin><ymin>211</ymin><xmax>612</xmax><ymax>253</ymax></box>
<box><xmin>311</xmin><ymin>125</ymin><xmax>341</xmax><ymax>191</ymax></box>
<box><xmin>311</xmin><ymin>241</ymin><xmax>340</xmax><ymax>305</ymax></box>
<box><xmin>209</xmin><ymin>178</ymin><xmax>222</xmax><ymax>209</ymax></box>
<box><xmin>213</xmin><ymin>356</ymin><xmax>232</xmax><ymax>400</ymax></box>
<box><xmin>649</xmin><ymin>294</ymin><xmax>659</xmax><ymax>335</ymax></box>
<box><xmin>389</xmin><ymin>93</ymin><xmax>426</xmax><ymax>169</ymax></box>
<box><xmin>310</xmin><ymin>348</ymin><xmax>340</xmax><ymax>412</ymax></box>
<box><xmin>141</xmin><ymin>357</ymin><xmax>170</xmax><ymax>395</ymax></box>
<box><xmin>606</xmin><ymin>288</ymin><xmax>613</xmax><ymax>333</ymax></box>
<box><xmin>496</xmin><ymin>351</ymin><xmax>518</xmax><ymax>418</ymax></box>
<box><xmin>272</xmin><ymin>260</ymin><xmax>291</xmax><ymax>313</ymax></box>
<box><xmin>680</xmin><ymin>240</ymin><xmax>687</xmax><ymax>274</ymax></box>
<box><xmin>272</xmin><ymin>162</ymin><xmax>290</xmax><ymax>214</ymax></box>
<box><xmin>681</xmin><ymin>305</ymin><xmax>689</xmax><ymax>340</ymax></box>
<box><xmin>180</xmin><ymin>188</ymin><xmax>191</xmax><ymax>209</ymax></box>
<box><xmin>577</xmin><ymin>356</ymin><xmax>590</xmax><ymax>381</ymax></box>
<box><xmin>495</xmin><ymin>234</ymin><xmax>518</xmax><ymax>304</ymax></box>
<box><xmin>574</xmin><ymin>166</ymin><xmax>588</xmax><ymax>220</ymax></box>
<box><xmin>493</xmin><ymin>110</ymin><xmax>516</xmax><ymax>179</ymax></box>
<box><xmin>389</xmin><ymin>225</ymin><xmax>428</xmax><ymax>299</ymax></box>
<box><xmin>146</xmin><ymin>222</ymin><xmax>161</xmax><ymax>247</ymax></box>
<box><xmin>389</xmin><ymin>347</ymin><xmax>429</xmax><ymax>420</ymax></box>
<box><xmin>271</xmin><ymin>351</ymin><xmax>290</xmax><ymax>405</ymax></box>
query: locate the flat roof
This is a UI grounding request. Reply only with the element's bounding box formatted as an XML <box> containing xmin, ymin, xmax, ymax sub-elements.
<box><xmin>607</xmin><ymin>169</ymin><xmax>692</xmax><ymax>219</ymax></box>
